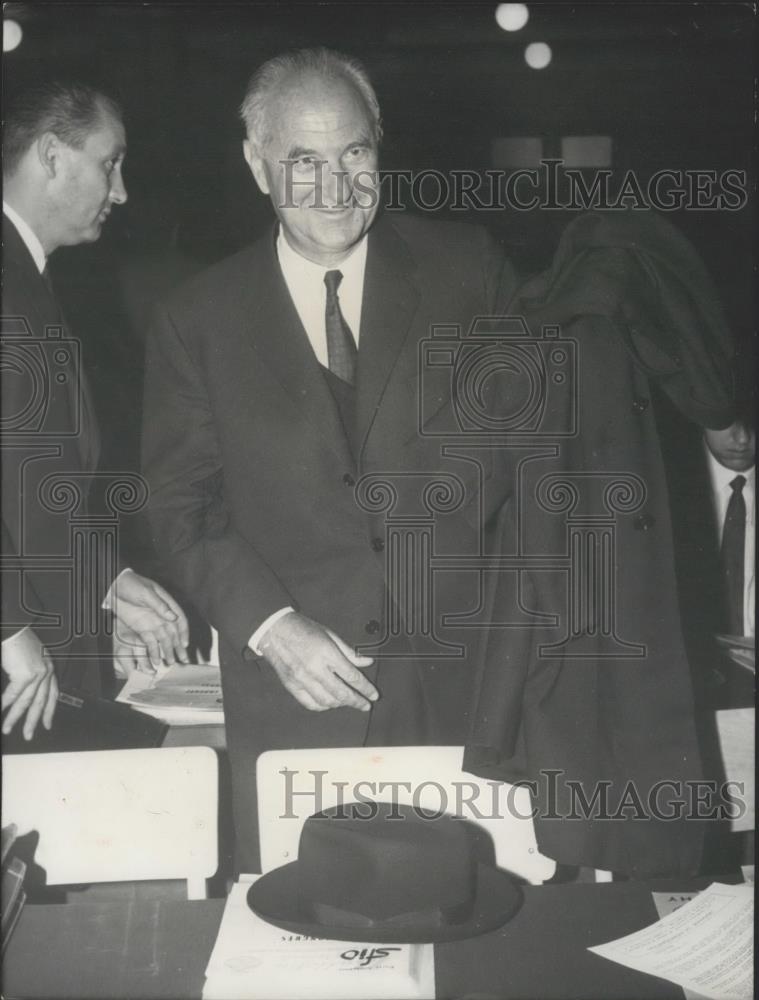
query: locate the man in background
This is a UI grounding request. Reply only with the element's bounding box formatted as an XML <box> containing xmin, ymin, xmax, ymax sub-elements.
<box><xmin>704</xmin><ymin>416</ymin><xmax>755</xmax><ymax>640</ymax></box>
<box><xmin>2</xmin><ymin>80</ymin><xmax>189</xmax><ymax>741</ymax></box>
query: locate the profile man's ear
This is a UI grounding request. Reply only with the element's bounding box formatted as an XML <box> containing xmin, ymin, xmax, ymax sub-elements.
<box><xmin>242</xmin><ymin>139</ymin><xmax>270</xmax><ymax>196</ymax></box>
<box><xmin>37</xmin><ymin>132</ymin><xmax>62</xmax><ymax>178</ymax></box>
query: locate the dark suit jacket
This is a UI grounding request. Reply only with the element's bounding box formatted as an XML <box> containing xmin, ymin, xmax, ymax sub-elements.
<box><xmin>142</xmin><ymin>213</ymin><xmax>515</xmax><ymax>868</ymax></box>
<box><xmin>1</xmin><ymin>217</ymin><xmax>102</xmax><ymax>686</ymax></box>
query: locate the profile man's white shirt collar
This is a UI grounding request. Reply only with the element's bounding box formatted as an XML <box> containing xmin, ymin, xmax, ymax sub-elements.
<box><xmin>275</xmin><ymin>227</ymin><xmax>368</xmax><ymax>367</ymax></box>
<box><xmin>3</xmin><ymin>201</ymin><xmax>46</xmax><ymax>274</ymax></box>
<box><xmin>705</xmin><ymin>442</ymin><xmax>755</xmax><ymax>496</ymax></box>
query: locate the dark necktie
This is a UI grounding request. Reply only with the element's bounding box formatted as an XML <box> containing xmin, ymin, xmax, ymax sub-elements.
<box><xmin>324</xmin><ymin>269</ymin><xmax>357</xmax><ymax>386</ymax></box>
<box><xmin>721</xmin><ymin>474</ymin><xmax>746</xmax><ymax>635</ymax></box>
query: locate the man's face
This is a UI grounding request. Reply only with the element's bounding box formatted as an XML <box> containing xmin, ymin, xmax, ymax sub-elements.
<box><xmin>51</xmin><ymin>106</ymin><xmax>127</xmax><ymax>246</ymax></box>
<box><xmin>705</xmin><ymin>421</ymin><xmax>755</xmax><ymax>472</ymax></box>
<box><xmin>244</xmin><ymin>75</ymin><xmax>379</xmax><ymax>266</ymax></box>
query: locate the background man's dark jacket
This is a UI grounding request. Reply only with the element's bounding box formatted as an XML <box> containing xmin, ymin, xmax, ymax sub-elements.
<box><xmin>1</xmin><ymin>218</ymin><xmax>105</xmax><ymax>690</ymax></box>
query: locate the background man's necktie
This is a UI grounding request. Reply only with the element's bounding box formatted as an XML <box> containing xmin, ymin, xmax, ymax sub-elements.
<box><xmin>721</xmin><ymin>473</ymin><xmax>746</xmax><ymax>635</ymax></box>
<box><xmin>324</xmin><ymin>269</ymin><xmax>357</xmax><ymax>385</ymax></box>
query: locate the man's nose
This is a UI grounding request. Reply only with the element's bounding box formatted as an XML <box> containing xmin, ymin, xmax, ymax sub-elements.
<box><xmin>319</xmin><ymin>162</ymin><xmax>351</xmax><ymax>207</ymax></box>
<box><xmin>732</xmin><ymin>422</ymin><xmax>751</xmax><ymax>446</ymax></box>
<box><xmin>109</xmin><ymin>169</ymin><xmax>128</xmax><ymax>205</ymax></box>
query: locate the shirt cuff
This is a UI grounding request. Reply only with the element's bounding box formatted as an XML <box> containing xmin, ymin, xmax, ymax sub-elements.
<box><xmin>248</xmin><ymin>607</ymin><xmax>296</xmax><ymax>656</ymax></box>
<box><xmin>1</xmin><ymin>625</ymin><xmax>31</xmax><ymax>648</ymax></box>
<box><xmin>102</xmin><ymin>567</ymin><xmax>134</xmax><ymax>611</ymax></box>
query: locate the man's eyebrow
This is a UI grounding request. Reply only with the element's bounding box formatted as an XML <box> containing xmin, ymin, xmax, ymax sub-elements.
<box><xmin>343</xmin><ymin>134</ymin><xmax>373</xmax><ymax>150</ymax></box>
<box><xmin>284</xmin><ymin>136</ymin><xmax>374</xmax><ymax>160</ymax></box>
<box><xmin>286</xmin><ymin>145</ymin><xmax>323</xmax><ymax>159</ymax></box>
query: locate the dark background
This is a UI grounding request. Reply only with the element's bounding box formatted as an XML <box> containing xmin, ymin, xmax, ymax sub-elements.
<box><xmin>3</xmin><ymin>1</ymin><xmax>756</xmax><ymax>472</ymax></box>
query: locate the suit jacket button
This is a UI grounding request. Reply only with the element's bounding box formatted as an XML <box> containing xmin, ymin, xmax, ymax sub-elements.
<box><xmin>365</xmin><ymin>619</ymin><xmax>381</xmax><ymax>634</ymax></box>
<box><xmin>633</xmin><ymin>513</ymin><xmax>656</xmax><ymax>531</ymax></box>
<box><xmin>371</xmin><ymin>538</ymin><xmax>385</xmax><ymax>552</ymax></box>
<box><xmin>632</xmin><ymin>396</ymin><xmax>649</xmax><ymax>415</ymax></box>
<box><xmin>342</xmin><ymin>473</ymin><xmax>356</xmax><ymax>487</ymax></box>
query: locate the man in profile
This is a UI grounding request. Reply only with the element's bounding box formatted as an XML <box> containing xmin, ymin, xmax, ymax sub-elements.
<box><xmin>2</xmin><ymin>80</ymin><xmax>189</xmax><ymax>741</ymax></box>
<box><xmin>143</xmin><ymin>48</ymin><xmax>513</xmax><ymax>869</ymax></box>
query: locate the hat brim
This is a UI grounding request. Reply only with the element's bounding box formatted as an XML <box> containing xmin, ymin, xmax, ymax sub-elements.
<box><xmin>247</xmin><ymin>862</ymin><xmax>522</xmax><ymax>943</ymax></box>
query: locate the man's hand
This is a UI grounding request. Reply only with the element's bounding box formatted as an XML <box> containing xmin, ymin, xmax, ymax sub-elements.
<box><xmin>113</xmin><ymin>622</ymin><xmax>155</xmax><ymax>679</ymax></box>
<box><xmin>260</xmin><ymin>612</ymin><xmax>378</xmax><ymax>712</ymax></box>
<box><xmin>1</xmin><ymin>628</ymin><xmax>58</xmax><ymax>740</ymax></box>
<box><xmin>109</xmin><ymin>570</ymin><xmax>190</xmax><ymax>667</ymax></box>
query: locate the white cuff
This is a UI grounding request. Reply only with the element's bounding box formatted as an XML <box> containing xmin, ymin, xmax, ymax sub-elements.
<box><xmin>102</xmin><ymin>567</ymin><xmax>134</xmax><ymax>611</ymax></box>
<box><xmin>1</xmin><ymin>625</ymin><xmax>31</xmax><ymax>648</ymax></box>
<box><xmin>248</xmin><ymin>607</ymin><xmax>296</xmax><ymax>656</ymax></box>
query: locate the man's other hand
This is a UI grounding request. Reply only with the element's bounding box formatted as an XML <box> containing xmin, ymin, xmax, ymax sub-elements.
<box><xmin>1</xmin><ymin>628</ymin><xmax>58</xmax><ymax>740</ymax></box>
<box><xmin>113</xmin><ymin>622</ymin><xmax>155</xmax><ymax>679</ymax></box>
<box><xmin>109</xmin><ymin>570</ymin><xmax>190</xmax><ymax>667</ymax></box>
<box><xmin>260</xmin><ymin>613</ymin><xmax>378</xmax><ymax>712</ymax></box>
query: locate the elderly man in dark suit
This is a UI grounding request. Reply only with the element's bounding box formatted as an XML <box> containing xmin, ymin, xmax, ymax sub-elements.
<box><xmin>2</xmin><ymin>81</ymin><xmax>189</xmax><ymax>741</ymax></box>
<box><xmin>143</xmin><ymin>48</ymin><xmax>514</xmax><ymax>870</ymax></box>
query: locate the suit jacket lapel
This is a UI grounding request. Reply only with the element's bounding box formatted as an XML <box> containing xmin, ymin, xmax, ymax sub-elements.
<box><xmin>242</xmin><ymin>229</ymin><xmax>354</xmax><ymax>467</ymax></box>
<box><xmin>356</xmin><ymin>216</ymin><xmax>420</xmax><ymax>451</ymax></box>
<box><xmin>2</xmin><ymin>218</ymin><xmax>98</xmax><ymax>471</ymax></box>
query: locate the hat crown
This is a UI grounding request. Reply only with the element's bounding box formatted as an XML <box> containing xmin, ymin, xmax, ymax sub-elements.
<box><xmin>297</xmin><ymin>803</ymin><xmax>476</xmax><ymax>923</ymax></box>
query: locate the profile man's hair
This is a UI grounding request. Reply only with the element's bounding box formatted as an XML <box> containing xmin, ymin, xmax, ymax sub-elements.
<box><xmin>239</xmin><ymin>47</ymin><xmax>382</xmax><ymax>152</ymax></box>
<box><xmin>3</xmin><ymin>79</ymin><xmax>122</xmax><ymax>177</ymax></box>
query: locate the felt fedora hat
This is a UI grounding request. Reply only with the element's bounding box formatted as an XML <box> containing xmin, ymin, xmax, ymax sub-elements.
<box><xmin>247</xmin><ymin>801</ymin><xmax>522</xmax><ymax>943</ymax></box>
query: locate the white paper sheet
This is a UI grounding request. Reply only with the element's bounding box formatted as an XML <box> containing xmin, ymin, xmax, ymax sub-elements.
<box><xmin>203</xmin><ymin>877</ymin><xmax>435</xmax><ymax>1000</ymax></box>
<box><xmin>716</xmin><ymin>708</ymin><xmax>755</xmax><ymax>832</ymax></box>
<box><xmin>116</xmin><ymin>663</ymin><xmax>225</xmax><ymax>725</ymax></box>
<box><xmin>651</xmin><ymin>893</ymin><xmax>707</xmax><ymax>1000</ymax></box>
<box><xmin>589</xmin><ymin>883</ymin><xmax>753</xmax><ymax>1000</ymax></box>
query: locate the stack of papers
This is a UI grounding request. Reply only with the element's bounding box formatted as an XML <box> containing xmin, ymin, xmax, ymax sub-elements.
<box><xmin>715</xmin><ymin>634</ymin><xmax>755</xmax><ymax>673</ymax></box>
<box><xmin>116</xmin><ymin>663</ymin><xmax>224</xmax><ymax>726</ymax></box>
<box><xmin>202</xmin><ymin>878</ymin><xmax>435</xmax><ymax>1000</ymax></box>
<box><xmin>589</xmin><ymin>883</ymin><xmax>753</xmax><ymax>1000</ymax></box>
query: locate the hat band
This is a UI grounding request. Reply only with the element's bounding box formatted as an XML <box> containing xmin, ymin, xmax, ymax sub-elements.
<box><xmin>311</xmin><ymin>898</ymin><xmax>474</xmax><ymax>930</ymax></box>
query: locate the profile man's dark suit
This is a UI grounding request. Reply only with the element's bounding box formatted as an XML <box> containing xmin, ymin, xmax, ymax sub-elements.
<box><xmin>143</xmin><ymin>213</ymin><xmax>516</xmax><ymax>869</ymax></box>
<box><xmin>1</xmin><ymin>216</ymin><xmax>102</xmax><ymax>688</ymax></box>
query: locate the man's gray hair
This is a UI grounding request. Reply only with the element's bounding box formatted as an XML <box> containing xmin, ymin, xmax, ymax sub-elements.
<box><xmin>240</xmin><ymin>47</ymin><xmax>382</xmax><ymax>152</ymax></box>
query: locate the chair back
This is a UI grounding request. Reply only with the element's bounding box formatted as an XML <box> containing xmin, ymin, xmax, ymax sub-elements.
<box><xmin>256</xmin><ymin>746</ymin><xmax>556</xmax><ymax>884</ymax></box>
<box><xmin>2</xmin><ymin>746</ymin><xmax>218</xmax><ymax>898</ymax></box>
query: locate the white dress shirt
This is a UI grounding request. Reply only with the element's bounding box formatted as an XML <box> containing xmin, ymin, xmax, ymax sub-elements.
<box><xmin>275</xmin><ymin>228</ymin><xmax>367</xmax><ymax>362</ymax></box>
<box><xmin>248</xmin><ymin>229</ymin><xmax>369</xmax><ymax>655</ymax></box>
<box><xmin>706</xmin><ymin>447</ymin><xmax>755</xmax><ymax>636</ymax></box>
<box><xmin>3</xmin><ymin>201</ymin><xmax>46</xmax><ymax>273</ymax></box>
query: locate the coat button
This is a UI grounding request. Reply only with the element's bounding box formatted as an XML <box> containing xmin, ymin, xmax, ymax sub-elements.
<box><xmin>364</xmin><ymin>619</ymin><xmax>381</xmax><ymax>634</ymax></box>
<box><xmin>371</xmin><ymin>538</ymin><xmax>385</xmax><ymax>552</ymax></box>
<box><xmin>633</xmin><ymin>513</ymin><xmax>656</xmax><ymax>531</ymax></box>
<box><xmin>632</xmin><ymin>396</ymin><xmax>649</xmax><ymax>415</ymax></box>
<box><xmin>342</xmin><ymin>473</ymin><xmax>355</xmax><ymax>487</ymax></box>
